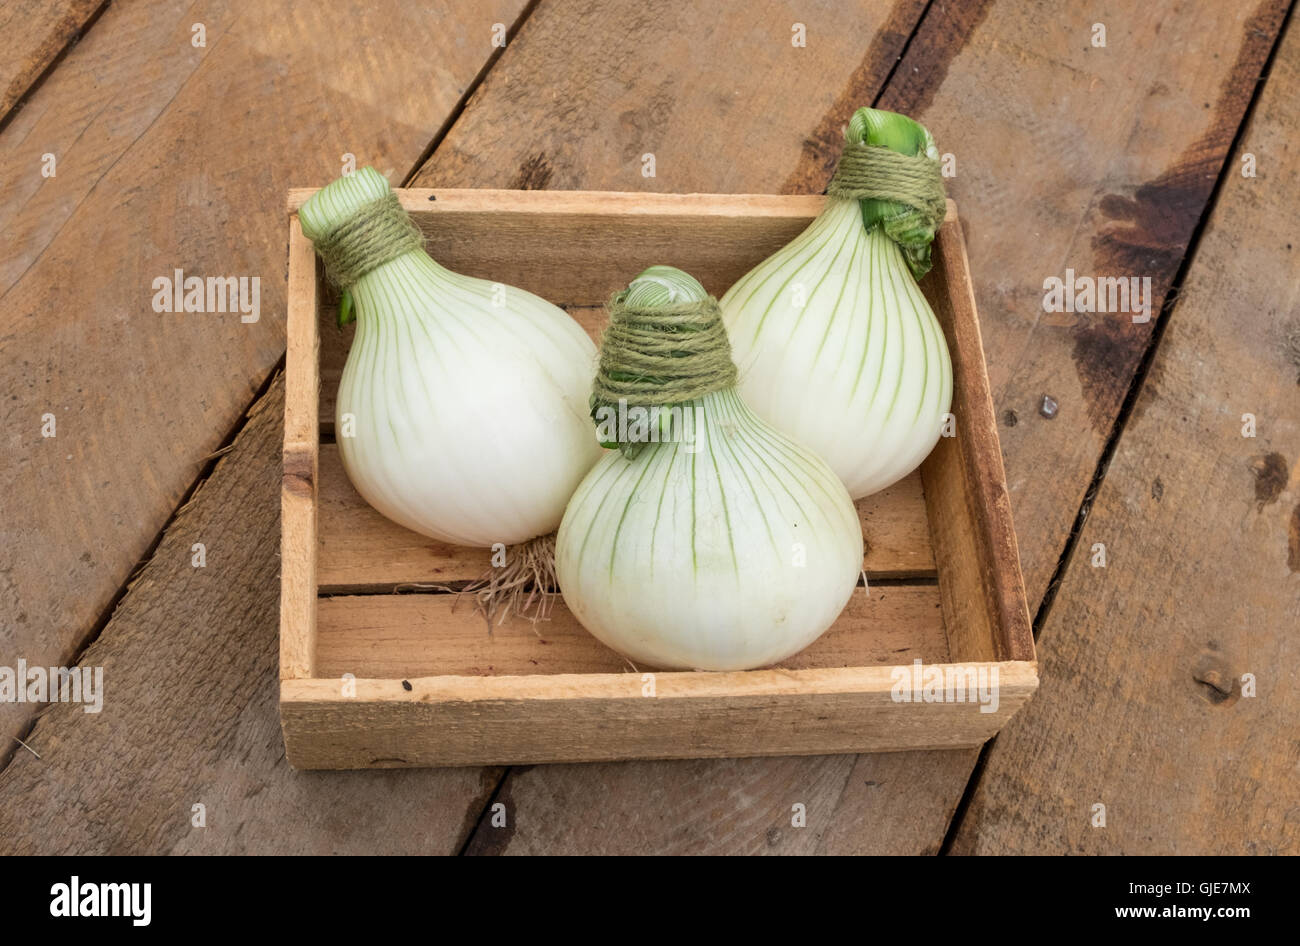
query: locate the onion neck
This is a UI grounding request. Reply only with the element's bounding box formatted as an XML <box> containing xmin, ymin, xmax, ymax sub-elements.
<box><xmin>863</xmin><ymin>222</ymin><xmax>917</xmax><ymax>279</ymax></box>
<box><xmin>345</xmin><ymin>251</ymin><xmax>441</xmax><ymax>328</ymax></box>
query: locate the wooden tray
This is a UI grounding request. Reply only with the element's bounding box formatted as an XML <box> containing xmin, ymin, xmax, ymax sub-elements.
<box><xmin>279</xmin><ymin>189</ymin><xmax>1038</xmax><ymax>769</ymax></box>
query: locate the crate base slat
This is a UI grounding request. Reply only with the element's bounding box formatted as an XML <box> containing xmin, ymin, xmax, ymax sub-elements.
<box><xmin>317</xmin><ymin>442</ymin><xmax>938</xmax><ymax>591</ymax></box>
<box><xmin>313</xmin><ymin>585</ymin><xmax>949</xmax><ymax>680</ymax></box>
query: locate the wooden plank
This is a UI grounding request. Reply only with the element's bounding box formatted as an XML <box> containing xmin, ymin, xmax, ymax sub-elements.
<box><xmin>318</xmin><ymin>442</ymin><xmax>935</xmax><ymax>589</ymax></box>
<box><xmin>315</xmin><ymin>585</ymin><xmax>949</xmax><ymax>679</ymax></box>
<box><xmin>950</xmin><ymin>15</ymin><xmax>1300</xmax><ymax>855</ymax></box>
<box><xmin>281</xmin><ymin>662</ymin><xmax>1037</xmax><ymax>768</ymax></box>
<box><xmin>0</xmin><ymin>0</ymin><xmax>101</xmax><ymax>121</ymax></box>
<box><xmin>0</xmin><ymin>377</ymin><xmax>497</xmax><ymax>855</ymax></box>
<box><xmin>295</xmin><ymin>189</ymin><xmax>824</xmax><ymax>304</ymax></box>
<box><xmin>279</xmin><ymin>221</ymin><xmax>319</xmax><ymax>680</ymax></box>
<box><xmin>463</xmin><ymin>749</ymin><xmax>981</xmax><ymax>855</ymax></box>
<box><xmin>0</xmin><ymin>0</ymin><xmax>527</xmax><ymax>748</ymax></box>
<box><xmin>410</xmin><ymin>0</ymin><xmax>929</xmax><ymax>192</ymax></box>
<box><xmin>433</xmin><ymin>0</ymin><xmax>1288</xmax><ymax>854</ymax></box>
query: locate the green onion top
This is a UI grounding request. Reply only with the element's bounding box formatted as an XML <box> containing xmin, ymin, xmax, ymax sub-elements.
<box><xmin>828</xmin><ymin>107</ymin><xmax>946</xmax><ymax>279</ymax></box>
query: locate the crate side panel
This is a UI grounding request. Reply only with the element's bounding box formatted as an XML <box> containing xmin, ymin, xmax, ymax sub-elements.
<box><xmin>921</xmin><ymin>208</ymin><xmax>1034</xmax><ymax>663</ymax></box>
<box><xmin>280</xmin><ymin>220</ymin><xmax>320</xmax><ymax>680</ymax></box>
<box><xmin>287</xmin><ymin>189</ymin><xmax>828</xmax><ymax>306</ymax></box>
<box><xmin>919</xmin><ymin>207</ymin><xmax>1033</xmax><ymax>663</ymax></box>
<box><xmin>281</xmin><ymin>667</ymin><xmax>1035</xmax><ymax>769</ymax></box>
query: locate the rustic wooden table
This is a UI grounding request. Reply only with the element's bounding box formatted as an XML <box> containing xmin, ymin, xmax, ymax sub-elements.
<box><xmin>1</xmin><ymin>0</ymin><xmax>1295</xmax><ymax>855</ymax></box>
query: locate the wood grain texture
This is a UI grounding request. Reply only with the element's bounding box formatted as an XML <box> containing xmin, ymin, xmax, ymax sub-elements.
<box><xmin>4</xmin><ymin>0</ymin><xmax>1277</xmax><ymax>855</ymax></box>
<box><xmin>950</xmin><ymin>15</ymin><xmax>1300</xmax><ymax>855</ymax></box>
<box><xmin>410</xmin><ymin>0</ymin><xmax>929</xmax><ymax>192</ymax></box>
<box><xmin>878</xmin><ymin>0</ymin><xmax>1292</xmax><ymax>607</ymax></box>
<box><xmin>0</xmin><ymin>377</ymin><xmax>497</xmax><ymax>854</ymax></box>
<box><xmin>920</xmin><ymin>205</ymin><xmax>1033</xmax><ymax>663</ymax></box>
<box><xmin>314</xmin><ymin>585</ymin><xmax>949</xmax><ymax>679</ymax></box>
<box><xmin>281</xmin><ymin>662</ymin><xmax>1036</xmax><ymax>768</ymax></box>
<box><xmin>464</xmin><ymin>748</ymin><xmax>980</xmax><ymax>855</ymax></box>
<box><xmin>280</xmin><ymin>220</ymin><xmax>319</xmax><ymax>680</ymax></box>
<box><xmin>318</xmin><ymin>442</ymin><xmax>935</xmax><ymax>589</ymax></box>
<box><xmin>292</xmin><ymin>189</ymin><xmax>828</xmax><ymax>305</ymax></box>
<box><xmin>0</xmin><ymin>0</ymin><xmax>101</xmax><ymax>121</ymax></box>
<box><xmin>0</xmin><ymin>0</ymin><xmax>526</xmax><ymax>747</ymax></box>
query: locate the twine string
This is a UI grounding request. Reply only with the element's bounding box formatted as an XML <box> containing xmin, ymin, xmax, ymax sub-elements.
<box><xmin>590</xmin><ymin>292</ymin><xmax>738</xmax><ymax>422</ymax></box>
<box><xmin>828</xmin><ymin>143</ymin><xmax>946</xmax><ymax>277</ymax></box>
<box><xmin>312</xmin><ymin>192</ymin><xmax>425</xmax><ymax>289</ymax></box>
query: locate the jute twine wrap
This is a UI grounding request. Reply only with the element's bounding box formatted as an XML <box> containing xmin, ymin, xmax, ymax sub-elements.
<box><xmin>590</xmin><ymin>291</ymin><xmax>738</xmax><ymax>423</ymax></box>
<box><xmin>829</xmin><ymin>143</ymin><xmax>946</xmax><ymax>277</ymax></box>
<box><xmin>311</xmin><ymin>192</ymin><xmax>425</xmax><ymax>289</ymax></box>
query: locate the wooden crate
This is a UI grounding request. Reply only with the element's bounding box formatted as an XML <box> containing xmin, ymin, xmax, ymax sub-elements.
<box><xmin>279</xmin><ymin>189</ymin><xmax>1038</xmax><ymax>769</ymax></box>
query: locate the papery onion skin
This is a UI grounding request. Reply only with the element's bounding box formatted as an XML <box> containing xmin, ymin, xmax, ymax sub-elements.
<box><xmin>300</xmin><ymin>168</ymin><xmax>601</xmax><ymax>547</ymax></box>
<box><xmin>556</xmin><ymin>268</ymin><xmax>863</xmax><ymax>672</ymax></box>
<box><xmin>720</xmin><ymin>112</ymin><xmax>953</xmax><ymax>500</ymax></box>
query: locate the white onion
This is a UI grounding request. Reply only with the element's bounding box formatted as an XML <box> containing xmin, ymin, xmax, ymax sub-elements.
<box><xmin>299</xmin><ymin>168</ymin><xmax>600</xmax><ymax>547</ymax></box>
<box><xmin>720</xmin><ymin>109</ymin><xmax>952</xmax><ymax>499</ymax></box>
<box><xmin>556</xmin><ymin>267</ymin><xmax>862</xmax><ymax>671</ymax></box>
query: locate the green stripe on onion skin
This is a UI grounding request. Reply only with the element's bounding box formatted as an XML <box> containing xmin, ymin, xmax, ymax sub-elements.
<box><xmin>720</xmin><ymin>108</ymin><xmax>953</xmax><ymax>500</ymax></box>
<box><xmin>298</xmin><ymin>166</ymin><xmax>601</xmax><ymax>553</ymax></box>
<box><xmin>556</xmin><ymin>266</ymin><xmax>863</xmax><ymax>672</ymax></box>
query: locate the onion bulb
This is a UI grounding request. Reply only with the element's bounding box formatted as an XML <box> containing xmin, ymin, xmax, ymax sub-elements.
<box><xmin>721</xmin><ymin>107</ymin><xmax>952</xmax><ymax>499</ymax></box>
<box><xmin>556</xmin><ymin>266</ymin><xmax>863</xmax><ymax>671</ymax></box>
<box><xmin>298</xmin><ymin>167</ymin><xmax>600</xmax><ymax>549</ymax></box>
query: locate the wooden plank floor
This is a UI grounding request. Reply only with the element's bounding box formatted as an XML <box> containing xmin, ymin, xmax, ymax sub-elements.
<box><xmin>0</xmin><ymin>0</ymin><xmax>1295</xmax><ymax>854</ymax></box>
<box><xmin>949</xmin><ymin>11</ymin><xmax>1300</xmax><ymax>855</ymax></box>
<box><xmin>0</xmin><ymin>0</ymin><xmax>529</xmax><ymax>753</ymax></box>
